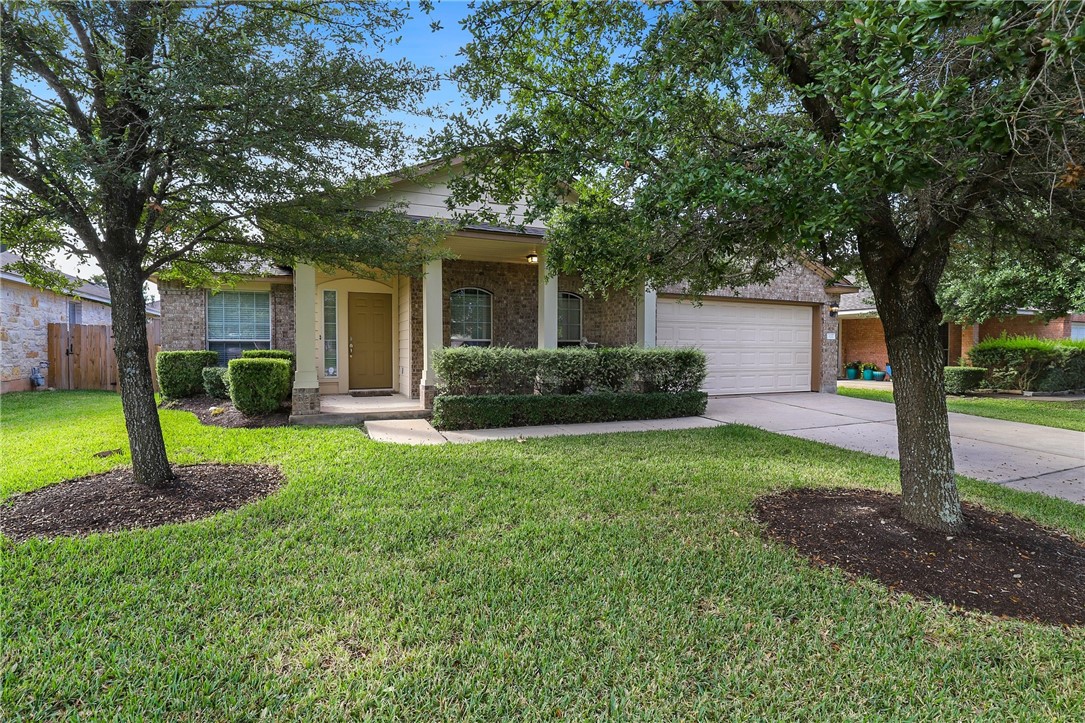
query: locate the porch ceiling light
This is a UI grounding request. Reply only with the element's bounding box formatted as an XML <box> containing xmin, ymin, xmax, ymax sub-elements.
<box><xmin>526</xmin><ymin>253</ymin><xmax>539</xmax><ymax>264</ymax></box>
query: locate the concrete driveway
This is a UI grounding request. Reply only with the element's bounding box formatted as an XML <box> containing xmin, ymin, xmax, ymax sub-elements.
<box><xmin>703</xmin><ymin>393</ymin><xmax>1085</xmax><ymax>504</ymax></box>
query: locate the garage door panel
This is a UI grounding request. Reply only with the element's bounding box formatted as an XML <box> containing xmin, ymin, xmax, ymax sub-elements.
<box><xmin>657</xmin><ymin>299</ymin><xmax>814</xmax><ymax>395</ymax></box>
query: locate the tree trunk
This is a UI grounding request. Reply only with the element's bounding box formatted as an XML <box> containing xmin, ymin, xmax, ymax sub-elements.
<box><xmin>104</xmin><ymin>256</ymin><xmax>174</xmax><ymax>488</ymax></box>
<box><xmin>865</xmin><ymin>262</ymin><xmax>963</xmax><ymax>532</ymax></box>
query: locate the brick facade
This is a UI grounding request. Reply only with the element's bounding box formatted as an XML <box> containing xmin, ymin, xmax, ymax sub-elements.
<box><xmin>270</xmin><ymin>282</ymin><xmax>295</xmax><ymax>353</ymax></box>
<box><xmin>159</xmin><ymin>281</ymin><xmax>206</xmax><ymax>351</ymax></box>
<box><xmin>1</xmin><ymin>281</ymin><xmax>112</xmax><ymax>392</ymax></box>
<box><xmin>842</xmin><ymin>313</ymin><xmax>1075</xmax><ymax>374</ymax></box>
<box><xmin>443</xmin><ymin>259</ymin><xmax>538</xmax><ymax>348</ymax></box>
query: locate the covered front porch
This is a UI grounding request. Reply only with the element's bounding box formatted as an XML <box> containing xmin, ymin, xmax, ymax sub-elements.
<box><xmin>289</xmin><ymin>230</ymin><xmax>656</xmax><ymax>419</ymax></box>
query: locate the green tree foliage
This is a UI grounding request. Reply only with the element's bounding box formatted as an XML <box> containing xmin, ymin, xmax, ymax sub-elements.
<box><xmin>439</xmin><ymin>0</ymin><xmax>1085</xmax><ymax>530</ymax></box>
<box><xmin>1</xmin><ymin>1</ymin><xmax>447</xmax><ymax>486</ymax></box>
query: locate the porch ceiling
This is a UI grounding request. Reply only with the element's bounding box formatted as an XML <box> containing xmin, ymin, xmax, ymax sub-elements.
<box><xmin>445</xmin><ymin>232</ymin><xmax>545</xmax><ymax>265</ymax></box>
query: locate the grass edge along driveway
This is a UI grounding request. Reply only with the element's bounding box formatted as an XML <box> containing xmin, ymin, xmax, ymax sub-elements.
<box><xmin>837</xmin><ymin>385</ymin><xmax>1085</xmax><ymax>432</ymax></box>
<box><xmin>2</xmin><ymin>391</ymin><xmax>1084</xmax><ymax>720</ymax></box>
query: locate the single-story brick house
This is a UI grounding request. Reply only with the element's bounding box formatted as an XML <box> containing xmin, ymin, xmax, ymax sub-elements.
<box><xmin>837</xmin><ymin>289</ymin><xmax>1085</xmax><ymax>374</ymax></box>
<box><xmin>158</xmin><ymin>164</ymin><xmax>859</xmax><ymax>415</ymax></box>
<box><xmin>1</xmin><ymin>250</ymin><xmax>161</xmax><ymax>393</ymax></box>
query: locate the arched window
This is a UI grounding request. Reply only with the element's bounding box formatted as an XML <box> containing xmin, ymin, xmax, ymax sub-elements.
<box><xmin>558</xmin><ymin>292</ymin><xmax>583</xmax><ymax>347</ymax></box>
<box><xmin>450</xmin><ymin>288</ymin><xmax>493</xmax><ymax>347</ymax></box>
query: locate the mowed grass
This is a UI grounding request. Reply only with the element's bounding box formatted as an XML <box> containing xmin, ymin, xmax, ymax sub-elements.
<box><xmin>2</xmin><ymin>392</ymin><xmax>1084</xmax><ymax>720</ymax></box>
<box><xmin>837</xmin><ymin>386</ymin><xmax>1085</xmax><ymax>432</ymax></box>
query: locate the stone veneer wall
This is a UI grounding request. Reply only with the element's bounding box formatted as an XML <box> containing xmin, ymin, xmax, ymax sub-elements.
<box><xmin>660</xmin><ymin>263</ymin><xmax>843</xmax><ymax>393</ymax></box>
<box><xmin>410</xmin><ymin>275</ymin><xmax>423</xmax><ymax>399</ymax></box>
<box><xmin>1</xmin><ymin>281</ymin><xmax>113</xmax><ymax>392</ymax></box>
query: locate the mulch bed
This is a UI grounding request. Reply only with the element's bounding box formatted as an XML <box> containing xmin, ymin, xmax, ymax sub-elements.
<box><xmin>161</xmin><ymin>395</ymin><xmax>290</xmax><ymax>428</ymax></box>
<box><xmin>755</xmin><ymin>488</ymin><xmax>1085</xmax><ymax>626</ymax></box>
<box><xmin>0</xmin><ymin>464</ymin><xmax>283</xmax><ymax>542</ymax></box>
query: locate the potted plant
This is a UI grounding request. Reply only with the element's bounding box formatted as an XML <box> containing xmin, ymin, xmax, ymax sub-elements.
<box><xmin>861</xmin><ymin>362</ymin><xmax>878</xmax><ymax>381</ymax></box>
<box><xmin>872</xmin><ymin>369</ymin><xmax>887</xmax><ymax>381</ymax></box>
<box><xmin>844</xmin><ymin>360</ymin><xmax>861</xmax><ymax>380</ymax></box>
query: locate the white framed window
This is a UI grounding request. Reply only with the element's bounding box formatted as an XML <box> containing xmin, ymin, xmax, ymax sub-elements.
<box><xmin>323</xmin><ymin>290</ymin><xmax>338</xmax><ymax>377</ymax></box>
<box><xmin>1073</xmin><ymin>322</ymin><xmax>1085</xmax><ymax>341</ymax></box>
<box><xmin>67</xmin><ymin>300</ymin><xmax>83</xmax><ymax>326</ymax></box>
<box><xmin>450</xmin><ymin>287</ymin><xmax>492</xmax><ymax>347</ymax></box>
<box><xmin>207</xmin><ymin>290</ymin><xmax>271</xmax><ymax>365</ymax></box>
<box><xmin>558</xmin><ymin>292</ymin><xmax>583</xmax><ymax>347</ymax></box>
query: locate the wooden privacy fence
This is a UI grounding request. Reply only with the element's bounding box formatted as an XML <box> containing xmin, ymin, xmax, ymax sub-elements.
<box><xmin>47</xmin><ymin>320</ymin><xmax>161</xmax><ymax>392</ymax></box>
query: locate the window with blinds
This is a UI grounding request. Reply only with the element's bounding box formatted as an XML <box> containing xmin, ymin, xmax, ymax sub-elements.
<box><xmin>207</xmin><ymin>291</ymin><xmax>271</xmax><ymax>365</ymax></box>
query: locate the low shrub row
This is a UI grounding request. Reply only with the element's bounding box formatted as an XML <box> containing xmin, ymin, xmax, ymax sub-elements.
<box><xmin>156</xmin><ymin>351</ymin><xmax>219</xmax><ymax>398</ymax></box>
<box><xmin>969</xmin><ymin>335</ymin><xmax>1085</xmax><ymax>392</ymax></box>
<box><xmin>433</xmin><ymin>346</ymin><xmax>707</xmax><ymax>396</ymax></box>
<box><xmin>227</xmin><ymin>358</ymin><xmax>292</xmax><ymax>415</ymax></box>
<box><xmin>241</xmin><ymin>349</ymin><xmax>295</xmax><ymax>370</ymax></box>
<box><xmin>431</xmin><ymin>391</ymin><xmax>709</xmax><ymax>430</ymax></box>
<box><xmin>943</xmin><ymin>366</ymin><xmax>986</xmax><ymax>395</ymax></box>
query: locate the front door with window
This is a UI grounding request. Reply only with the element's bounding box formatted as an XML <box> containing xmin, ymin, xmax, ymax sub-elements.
<box><xmin>347</xmin><ymin>292</ymin><xmax>393</xmax><ymax>389</ymax></box>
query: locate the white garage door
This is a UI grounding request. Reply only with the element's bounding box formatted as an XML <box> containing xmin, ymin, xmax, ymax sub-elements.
<box><xmin>657</xmin><ymin>299</ymin><xmax>813</xmax><ymax>395</ymax></box>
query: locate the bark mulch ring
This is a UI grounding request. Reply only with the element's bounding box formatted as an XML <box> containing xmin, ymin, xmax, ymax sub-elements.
<box><xmin>755</xmin><ymin>488</ymin><xmax>1085</xmax><ymax>626</ymax></box>
<box><xmin>0</xmin><ymin>464</ymin><xmax>283</xmax><ymax>542</ymax></box>
<box><xmin>161</xmin><ymin>395</ymin><xmax>290</xmax><ymax>428</ymax></box>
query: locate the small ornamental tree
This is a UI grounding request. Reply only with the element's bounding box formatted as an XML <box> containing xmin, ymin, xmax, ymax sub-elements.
<box><xmin>441</xmin><ymin>1</ymin><xmax>1085</xmax><ymax>531</ymax></box>
<box><xmin>1</xmin><ymin>1</ymin><xmax>448</xmax><ymax>487</ymax></box>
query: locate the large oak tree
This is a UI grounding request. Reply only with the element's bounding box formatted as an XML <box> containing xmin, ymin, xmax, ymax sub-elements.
<box><xmin>439</xmin><ymin>0</ymin><xmax>1084</xmax><ymax>530</ymax></box>
<box><xmin>2</xmin><ymin>1</ymin><xmax>447</xmax><ymax>487</ymax></box>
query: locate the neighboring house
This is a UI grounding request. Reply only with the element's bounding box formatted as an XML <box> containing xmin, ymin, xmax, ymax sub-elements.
<box><xmin>158</xmin><ymin>162</ymin><xmax>859</xmax><ymax>414</ymax></box>
<box><xmin>837</xmin><ymin>289</ymin><xmax>1085</xmax><ymax>373</ymax></box>
<box><xmin>1</xmin><ymin>251</ymin><xmax>163</xmax><ymax>393</ymax></box>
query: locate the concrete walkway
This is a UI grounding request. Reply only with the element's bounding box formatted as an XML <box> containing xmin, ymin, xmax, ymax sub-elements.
<box><xmin>364</xmin><ymin>392</ymin><xmax>1084</xmax><ymax>504</ymax></box>
<box><xmin>702</xmin><ymin>393</ymin><xmax>1085</xmax><ymax>504</ymax></box>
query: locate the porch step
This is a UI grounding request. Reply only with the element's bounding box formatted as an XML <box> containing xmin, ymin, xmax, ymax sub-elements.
<box><xmin>289</xmin><ymin>408</ymin><xmax>431</xmax><ymax>426</ymax></box>
<box><xmin>348</xmin><ymin>388</ymin><xmax>394</xmax><ymax>398</ymax></box>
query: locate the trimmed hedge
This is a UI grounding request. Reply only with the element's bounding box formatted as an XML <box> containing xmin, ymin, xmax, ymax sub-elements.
<box><xmin>242</xmin><ymin>349</ymin><xmax>296</xmax><ymax>372</ymax></box>
<box><xmin>432</xmin><ymin>391</ymin><xmax>709</xmax><ymax>430</ymax></box>
<box><xmin>156</xmin><ymin>351</ymin><xmax>220</xmax><ymax>399</ymax></box>
<box><xmin>943</xmin><ymin>366</ymin><xmax>986</xmax><ymax>395</ymax></box>
<box><xmin>433</xmin><ymin>346</ymin><xmax>707</xmax><ymax>396</ymax></box>
<box><xmin>969</xmin><ymin>336</ymin><xmax>1085</xmax><ymax>392</ymax></box>
<box><xmin>202</xmin><ymin>367</ymin><xmax>231</xmax><ymax>399</ymax></box>
<box><xmin>228</xmin><ymin>358</ymin><xmax>292</xmax><ymax>415</ymax></box>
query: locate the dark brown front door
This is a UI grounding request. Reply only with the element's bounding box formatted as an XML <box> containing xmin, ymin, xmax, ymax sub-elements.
<box><xmin>348</xmin><ymin>292</ymin><xmax>393</xmax><ymax>389</ymax></box>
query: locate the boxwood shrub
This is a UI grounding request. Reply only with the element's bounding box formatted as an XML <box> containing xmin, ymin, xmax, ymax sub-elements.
<box><xmin>969</xmin><ymin>336</ymin><xmax>1085</xmax><ymax>392</ymax></box>
<box><xmin>228</xmin><ymin>358</ymin><xmax>292</xmax><ymax>415</ymax></box>
<box><xmin>943</xmin><ymin>366</ymin><xmax>986</xmax><ymax>395</ymax></box>
<box><xmin>241</xmin><ymin>349</ymin><xmax>296</xmax><ymax>371</ymax></box>
<box><xmin>156</xmin><ymin>350</ymin><xmax>220</xmax><ymax>399</ymax></box>
<box><xmin>202</xmin><ymin>366</ymin><xmax>231</xmax><ymax>399</ymax></box>
<box><xmin>432</xmin><ymin>391</ymin><xmax>708</xmax><ymax>430</ymax></box>
<box><xmin>433</xmin><ymin>346</ymin><xmax>707</xmax><ymax>396</ymax></box>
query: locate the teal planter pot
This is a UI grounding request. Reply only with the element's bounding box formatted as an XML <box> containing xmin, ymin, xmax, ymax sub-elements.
<box><xmin>862</xmin><ymin>369</ymin><xmax>875</xmax><ymax>380</ymax></box>
<box><xmin>872</xmin><ymin>371</ymin><xmax>887</xmax><ymax>381</ymax></box>
<box><xmin>845</xmin><ymin>368</ymin><xmax>859</xmax><ymax>380</ymax></box>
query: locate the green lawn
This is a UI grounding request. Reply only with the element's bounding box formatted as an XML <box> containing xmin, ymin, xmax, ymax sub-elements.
<box><xmin>2</xmin><ymin>391</ymin><xmax>1083</xmax><ymax>719</ymax></box>
<box><xmin>837</xmin><ymin>386</ymin><xmax>1085</xmax><ymax>432</ymax></box>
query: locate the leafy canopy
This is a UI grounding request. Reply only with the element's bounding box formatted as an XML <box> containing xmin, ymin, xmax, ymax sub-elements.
<box><xmin>439</xmin><ymin>1</ymin><xmax>1084</xmax><ymax>298</ymax></box>
<box><xmin>1</xmin><ymin>0</ymin><xmax>448</xmax><ymax>288</ymax></box>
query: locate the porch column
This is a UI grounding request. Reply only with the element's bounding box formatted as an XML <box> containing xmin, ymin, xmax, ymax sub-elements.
<box><xmin>420</xmin><ymin>258</ymin><xmax>443</xmax><ymax>407</ymax></box>
<box><xmin>291</xmin><ymin>263</ymin><xmax>320</xmax><ymax>415</ymax></box>
<box><xmin>637</xmin><ymin>286</ymin><xmax>657</xmax><ymax>347</ymax></box>
<box><xmin>537</xmin><ymin>250</ymin><xmax>558</xmax><ymax>348</ymax></box>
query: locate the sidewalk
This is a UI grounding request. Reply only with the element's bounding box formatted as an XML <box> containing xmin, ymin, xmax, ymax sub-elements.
<box><xmin>365</xmin><ymin>416</ymin><xmax>724</xmax><ymax>445</ymax></box>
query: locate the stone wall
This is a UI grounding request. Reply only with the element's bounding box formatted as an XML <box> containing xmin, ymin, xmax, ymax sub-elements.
<box><xmin>1</xmin><ymin>281</ymin><xmax>112</xmax><ymax>392</ymax></box>
<box><xmin>159</xmin><ymin>281</ymin><xmax>206</xmax><ymax>351</ymax></box>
